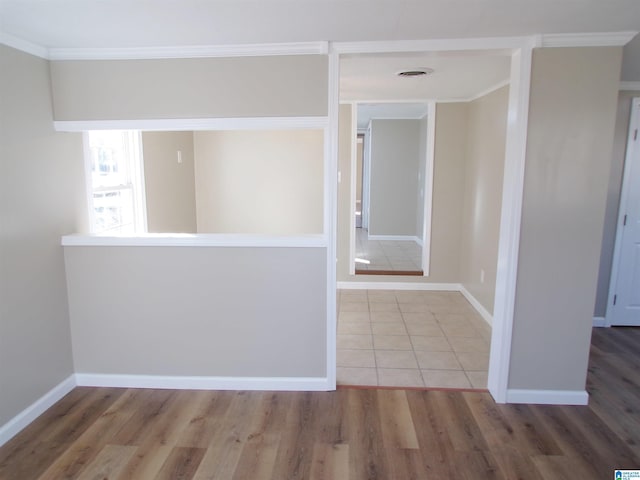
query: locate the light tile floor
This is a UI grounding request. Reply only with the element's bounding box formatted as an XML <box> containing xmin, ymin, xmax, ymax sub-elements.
<box><xmin>354</xmin><ymin>228</ymin><xmax>422</xmax><ymax>272</ymax></box>
<box><xmin>337</xmin><ymin>289</ymin><xmax>491</xmax><ymax>389</ymax></box>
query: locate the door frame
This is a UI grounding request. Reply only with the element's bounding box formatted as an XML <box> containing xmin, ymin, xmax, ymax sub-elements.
<box><xmin>330</xmin><ymin>37</ymin><xmax>537</xmax><ymax>403</ymax></box>
<box><xmin>606</xmin><ymin>96</ymin><xmax>640</xmax><ymax>326</ymax></box>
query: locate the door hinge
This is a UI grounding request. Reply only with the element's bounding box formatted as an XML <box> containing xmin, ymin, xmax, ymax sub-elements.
<box><xmin>624</xmin><ymin>214</ymin><xmax>627</xmax><ymax>226</ymax></box>
<box><xmin>613</xmin><ymin>294</ymin><xmax>617</xmax><ymax>305</ymax></box>
<box><xmin>635</xmin><ymin>129</ymin><xmax>638</xmax><ymax>141</ymax></box>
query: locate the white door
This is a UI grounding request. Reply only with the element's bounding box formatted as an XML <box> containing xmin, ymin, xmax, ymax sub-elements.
<box><xmin>609</xmin><ymin>97</ymin><xmax>640</xmax><ymax>326</ymax></box>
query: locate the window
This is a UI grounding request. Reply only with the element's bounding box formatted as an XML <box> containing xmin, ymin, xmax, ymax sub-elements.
<box><xmin>85</xmin><ymin>130</ymin><xmax>146</xmax><ymax>234</ymax></box>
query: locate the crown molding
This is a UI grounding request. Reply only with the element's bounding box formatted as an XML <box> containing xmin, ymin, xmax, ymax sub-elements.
<box><xmin>332</xmin><ymin>37</ymin><xmax>530</xmax><ymax>55</ymax></box>
<box><xmin>0</xmin><ymin>31</ymin><xmax>49</xmax><ymax>59</ymax></box>
<box><xmin>620</xmin><ymin>81</ymin><xmax>640</xmax><ymax>91</ymax></box>
<box><xmin>466</xmin><ymin>78</ymin><xmax>510</xmax><ymax>102</ymax></box>
<box><xmin>540</xmin><ymin>31</ymin><xmax>637</xmax><ymax>48</ymax></box>
<box><xmin>48</xmin><ymin>41</ymin><xmax>329</xmax><ymax>61</ymax></box>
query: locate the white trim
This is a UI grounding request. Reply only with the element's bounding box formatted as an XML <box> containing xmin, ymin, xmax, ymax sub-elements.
<box><xmin>605</xmin><ymin>97</ymin><xmax>640</xmax><ymax>327</ymax></box>
<box><xmin>506</xmin><ymin>389</ymin><xmax>589</xmax><ymax>405</ymax></box>
<box><xmin>54</xmin><ymin>117</ymin><xmax>329</xmax><ymax>133</ymax></box>
<box><xmin>332</xmin><ymin>37</ymin><xmax>528</xmax><ymax>55</ymax></box>
<box><xmin>460</xmin><ymin>285</ymin><xmax>493</xmax><ymax>326</ymax></box>
<box><xmin>0</xmin><ymin>375</ymin><xmax>76</xmax><ymax>448</ymax></box>
<box><xmin>422</xmin><ymin>101</ymin><xmax>436</xmax><ymax>275</ymax></box>
<box><xmin>48</xmin><ymin>42</ymin><xmax>329</xmax><ymax>61</ymax></box>
<box><xmin>367</xmin><ymin>234</ymin><xmax>420</xmax><ymax>242</ymax></box>
<box><xmin>61</xmin><ymin>233</ymin><xmax>327</xmax><ymax>248</ymax></box>
<box><xmin>593</xmin><ymin>316</ymin><xmax>608</xmax><ymax>328</ymax></box>
<box><xmin>487</xmin><ymin>40</ymin><xmax>535</xmax><ymax>404</ymax></box>
<box><xmin>326</xmin><ymin>50</ymin><xmax>340</xmax><ymax>391</ymax></box>
<box><xmin>540</xmin><ymin>31</ymin><xmax>637</xmax><ymax>48</ymax></box>
<box><xmin>75</xmin><ymin>373</ymin><xmax>331</xmax><ymax>391</ymax></box>
<box><xmin>0</xmin><ymin>32</ymin><xmax>49</xmax><ymax>59</ymax></box>
<box><xmin>338</xmin><ymin>281</ymin><xmax>460</xmax><ymax>291</ymax></box>
<box><xmin>467</xmin><ymin>79</ymin><xmax>511</xmax><ymax>102</ymax></box>
<box><xmin>349</xmin><ymin>102</ymin><xmax>358</xmax><ymax>276</ymax></box>
<box><xmin>620</xmin><ymin>81</ymin><xmax>640</xmax><ymax>91</ymax></box>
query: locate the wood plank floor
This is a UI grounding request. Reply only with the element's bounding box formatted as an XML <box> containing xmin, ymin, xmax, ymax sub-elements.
<box><xmin>1</xmin><ymin>327</ymin><xmax>639</xmax><ymax>479</ymax></box>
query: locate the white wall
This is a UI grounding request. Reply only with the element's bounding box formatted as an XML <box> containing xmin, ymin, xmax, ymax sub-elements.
<box><xmin>0</xmin><ymin>45</ymin><xmax>84</xmax><ymax>427</ymax></box>
<box><xmin>193</xmin><ymin>130</ymin><xmax>324</xmax><ymax>235</ymax></box>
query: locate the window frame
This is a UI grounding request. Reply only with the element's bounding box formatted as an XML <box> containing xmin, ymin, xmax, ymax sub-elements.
<box><xmin>83</xmin><ymin>130</ymin><xmax>148</xmax><ymax>235</ymax></box>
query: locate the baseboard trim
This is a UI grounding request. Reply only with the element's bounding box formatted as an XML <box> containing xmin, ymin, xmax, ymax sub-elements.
<box><xmin>337</xmin><ymin>281</ymin><xmax>460</xmax><ymax>291</ymax></box>
<box><xmin>367</xmin><ymin>235</ymin><xmax>420</xmax><ymax>243</ymax></box>
<box><xmin>75</xmin><ymin>374</ymin><xmax>332</xmax><ymax>391</ymax></box>
<box><xmin>459</xmin><ymin>285</ymin><xmax>493</xmax><ymax>326</ymax></box>
<box><xmin>593</xmin><ymin>316</ymin><xmax>608</xmax><ymax>327</ymax></box>
<box><xmin>506</xmin><ymin>388</ymin><xmax>589</xmax><ymax>405</ymax></box>
<box><xmin>0</xmin><ymin>375</ymin><xmax>77</xmax><ymax>448</ymax></box>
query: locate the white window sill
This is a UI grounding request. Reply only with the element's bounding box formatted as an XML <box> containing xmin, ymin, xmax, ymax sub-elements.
<box><xmin>61</xmin><ymin>233</ymin><xmax>327</xmax><ymax>248</ymax></box>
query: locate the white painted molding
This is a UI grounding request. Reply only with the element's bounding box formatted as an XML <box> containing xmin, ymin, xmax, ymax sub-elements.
<box><xmin>61</xmin><ymin>233</ymin><xmax>327</xmax><ymax>248</ymax></box>
<box><xmin>488</xmin><ymin>38</ymin><xmax>536</xmax><ymax>404</ymax></box>
<box><xmin>54</xmin><ymin>116</ymin><xmax>329</xmax><ymax>132</ymax></box>
<box><xmin>620</xmin><ymin>81</ymin><xmax>640</xmax><ymax>91</ymax></box>
<box><xmin>338</xmin><ymin>281</ymin><xmax>460</xmax><ymax>291</ymax></box>
<box><xmin>540</xmin><ymin>31</ymin><xmax>637</xmax><ymax>48</ymax></box>
<box><xmin>75</xmin><ymin>374</ymin><xmax>331</xmax><ymax>391</ymax></box>
<box><xmin>506</xmin><ymin>389</ymin><xmax>589</xmax><ymax>405</ymax></box>
<box><xmin>0</xmin><ymin>375</ymin><xmax>76</xmax><ymax>448</ymax></box>
<box><xmin>326</xmin><ymin>50</ymin><xmax>340</xmax><ymax>391</ymax></box>
<box><xmin>48</xmin><ymin>42</ymin><xmax>329</xmax><ymax>61</ymax></box>
<box><xmin>593</xmin><ymin>316</ymin><xmax>608</xmax><ymax>327</ymax></box>
<box><xmin>460</xmin><ymin>285</ymin><xmax>493</xmax><ymax>326</ymax></box>
<box><xmin>422</xmin><ymin>101</ymin><xmax>436</xmax><ymax>276</ymax></box>
<box><xmin>331</xmin><ymin>36</ymin><xmax>531</xmax><ymax>55</ymax></box>
<box><xmin>0</xmin><ymin>31</ymin><xmax>49</xmax><ymax>59</ymax></box>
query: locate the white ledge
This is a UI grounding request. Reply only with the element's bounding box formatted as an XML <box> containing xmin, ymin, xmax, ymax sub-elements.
<box><xmin>61</xmin><ymin>233</ymin><xmax>327</xmax><ymax>248</ymax></box>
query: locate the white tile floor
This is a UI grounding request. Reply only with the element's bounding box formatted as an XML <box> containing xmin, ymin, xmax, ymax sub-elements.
<box><xmin>337</xmin><ymin>289</ymin><xmax>491</xmax><ymax>389</ymax></box>
<box><xmin>354</xmin><ymin>228</ymin><xmax>422</xmax><ymax>272</ymax></box>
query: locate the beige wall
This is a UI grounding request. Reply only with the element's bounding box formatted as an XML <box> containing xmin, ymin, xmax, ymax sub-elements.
<box><xmin>0</xmin><ymin>45</ymin><xmax>84</xmax><ymax>427</ymax></box>
<box><xmin>64</xmin><ymin>246</ymin><xmax>327</xmax><ymax>377</ymax></box>
<box><xmin>460</xmin><ymin>86</ymin><xmax>509</xmax><ymax>314</ymax></box>
<box><xmin>594</xmin><ymin>90</ymin><xmax>640</xmax><ymax>317</ymax></box>
<box><xmin>509</xmin><ymin>47</ymin><xmax>622</xmax><ymax>391</ymax></box>
<box><xmin>142</xmin><ymin>131</ymin><xmax>197</xmax><ymax>233</ymax></box>
<box><xmin>337</xmin><ymin>105</ymin><xmax>354</xmax><ymax>281</ymax></box>
<box><xmin>369</xmin><ymin>119</ymin><xmax>420</xmax><ymax>237</ymax></box>
<box><xmin>49</xmin><ymin>55</ymin><xmax>328</xmax><ymax>120</ymax></box>
<box><xmin>193</xmin><ymin>130</ymin><xmax>324</xmax><ymax>235</ymax></box>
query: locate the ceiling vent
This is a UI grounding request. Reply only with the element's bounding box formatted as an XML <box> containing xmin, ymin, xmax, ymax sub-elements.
<box><xmin>397</xmin><ymin>68</ymin><xmax>434</xmax><ymax>77</ymax></box>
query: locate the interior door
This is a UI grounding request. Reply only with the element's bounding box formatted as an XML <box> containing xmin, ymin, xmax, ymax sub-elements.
<box><xmin>609</xmin><ymin>97</ymin><xmax>640</xmax><ymax>326</ymax></box>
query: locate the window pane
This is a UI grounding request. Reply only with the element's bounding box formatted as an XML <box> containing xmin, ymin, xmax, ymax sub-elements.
<box><xmin>92</xmin><ymin>188</ymin><xmax>135</xmax><ymax>234</ymax></box>
<box><xmin>88</xmin><ymin>131</ymin><xmax>131</xmax><ymax>188</ymax></box>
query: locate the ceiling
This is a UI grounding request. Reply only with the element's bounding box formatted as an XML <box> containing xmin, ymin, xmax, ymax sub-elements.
<box><xmin>0</xmin><ymin>0</ymin><xmax>639</xmax><ymax>49</ymax></box>
<box><xmin>0</xmin><ymin>0</ymin><xmax>639</xmax><ymax>79</ymax></box>
<box><xmin>341</xmin><ymin>51</ymin><xmax>511</xmax><ymax>102</ymax></box>
<box><xmin>356</xmin><ymin>103</ymin><xmax>430</xmax><ymax>130</ymax></box>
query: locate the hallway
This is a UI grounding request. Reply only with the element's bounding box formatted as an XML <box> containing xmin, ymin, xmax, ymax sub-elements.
<box><xmin>337</xmin><ymin>289</ymin><xmax>491</xmax><ymax>388</ymax></box>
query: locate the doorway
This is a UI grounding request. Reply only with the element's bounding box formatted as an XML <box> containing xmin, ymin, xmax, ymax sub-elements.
<box><xmin>608</xmin><ymin>97</ymin><xmax>640</xmax><ymax>326</ymax></box>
